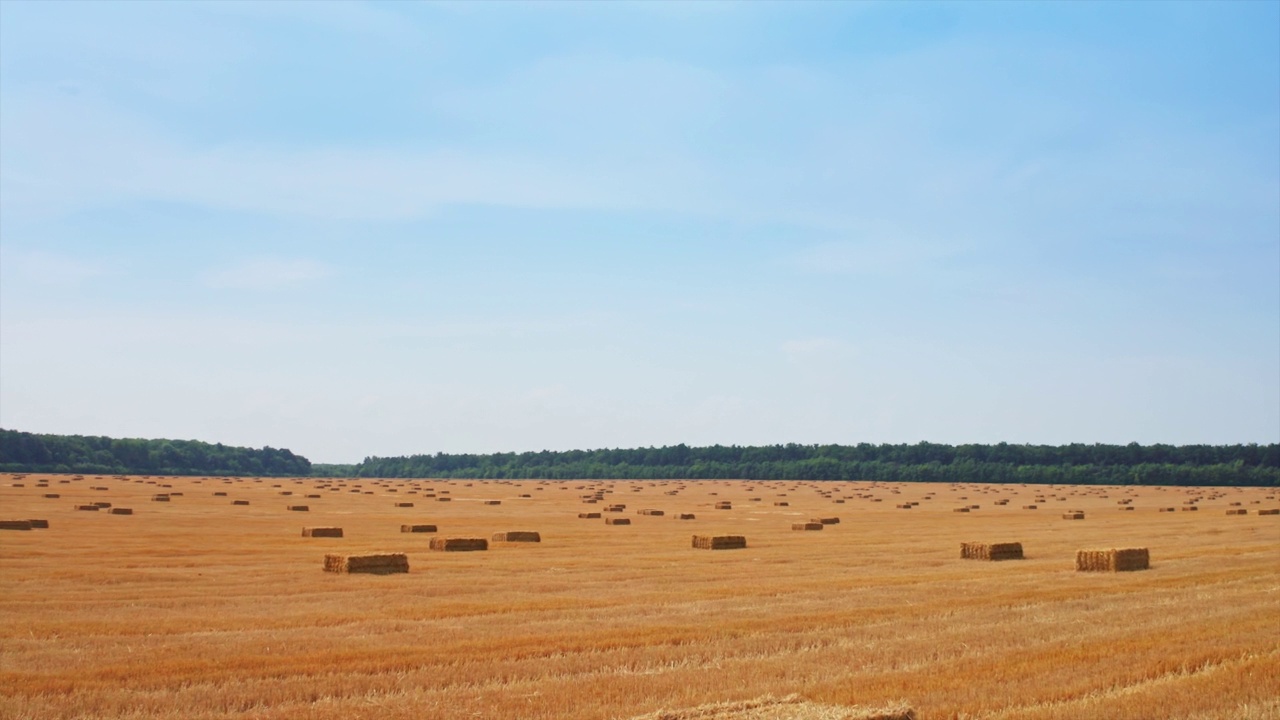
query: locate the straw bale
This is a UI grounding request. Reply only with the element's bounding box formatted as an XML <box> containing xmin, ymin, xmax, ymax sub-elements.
<box><xmin>639</xmin><ymin>509</ymin><xmax>665</xmax><ymax>516</ymax></box>
<box><xmin>213</xmin><ymin>492</ymin><xmax>227</xmax><ymax>496</ymax></box>
<box><xmin>437</xmin><ymin>497</ymin><xmax>452</xmax><ymax>502</ymax></box>
<box><xmin>395</xmin><ymin>502</ymin><xmax>415</xmax><ymax>508</ymax></box>
<box><xmin>1226</xmin><ymin>509</ymin><xmax>1248</xmax><ymax>515</ymax></box>
<box><xmin>715</xmin><ymin>501</ymin><xmax>733</xmax><ymax>510</ymax></box>
<box><xmin>323</xmin><ymin>553</ymin><xmax>409</xmax><ymax>574</ymax></box>
<box><xmin>1076</xmin><ymin>548</ymin><xmax>1149</xmax><ymax>572</ymax></box>
<box><xmin>0</xmin><ymin>520</ymin><xmax>33</xmax><ymax>530</ymax></box>
<box><xmin>817</xmin><ymin>517</ymin><xmax>840</xmax><ymax>525</ymax></box>
<box><xmin>1022</xmin><ymin>505</ymin><xmax>1037</xmax><ymax>509</ymax></box>
<box><xmin>1258</xmin><ymin>509</ymin><xmax>1279</xmax><ymax>515</ymax></box>
<box><xmin>401</xmin><ymin>524</ymin><xmax>438</xmax><ymax>533</ymax></box>
<box><xmin>484</xmin><ymin>500</ymin><xmax>502</xmax><ymax>505</ymax></box>
<box><xmin>288</xmin><ymin>505</ymin><xmax>310</xmax><ymax>511</ymax></box>
<box><xmin>792</xmin><ymin>522</ymin><xmax>823</xmax><ymax>531</ymax></box>
<box><xmin>1181</xmin><ymin>506</ymin><xmax>1198</xmax><ymax>512</ymax></box>
<box><xmin>676</xmin><ymin>513</ymin><xmax>697</xmax><ymax>520</ymax></box>
<box><xmin>960</xmin><ymin>542</ymin><xmax>1023</xmax><ymax>561</ymax></box>
<box><xmin>774</xmin><ymin>501</ymin><xmax>790</xmax><ymax>506</ymax></box>
<box><xmin>605</xmin><ymin>517</ymin><xmax>632</xmax><ymax>525</ymax></box>
<box><xmin>492</xmin><ymin>531</ymin><xmax>541</xmax><ymax>542</ymax></box>
<box><xmin>43</xmin><ymin>493</ymin><xmax>60</xmax><ymax>499</ymax></box>
<box><xmin>953</xmin><ymin>508</ymin><xmax>970</xmax><ymax>513</ymax></box>
<box><xmin>429</xmin><ymin>537</ymin><xmax>488</xmax><ymax>551</ymax></box>
<box><xmin>303</xmin><ymin>527</ymin><xmax>344</xmax><ymax>538</ymax></box>
<box><xmin>93</xmin><ymin>502</ymin><xmax>112</xmax><ymax>508</ymax></box>
<box><xmin>28</xmin><ymin>519</ymin><xmax>49</xmax><ymax>528</ymax></box>
<box><xmin>75</xmin><ymin>505</ymin><xmax>100</xmax><ymax>511</ymax></box>
<box><xmin>232</xmin><ymin>500</ymin><xmax>250</xmax><ymax>505</ymax></box>
<box><xmin>151</xmin><ymin>494</ymin><xmax>170</xmax><ymax>502</ymax></box>
<box><xmin>692</xmin><ymin>535</ymin><xmax>746</xmax><ymax>550</ymax></box>
<box><xmin>110</xmin><ymin>508</ymin><xmax>133</xmax><ymax>515</ymax></box>
<box><xmin>1062</xmin><ymin>512</ymin><xmax>1085</xmax><ymax>520</ymax></box>
<box><xmin>578</xmin><ymin>512</ymin><xmax>602</xmax><ymax>519</ymax></box>
<box><xmin>626</xmin><ymin>693</ymin><xmax>915</xmax><ymax>720</ymax></box>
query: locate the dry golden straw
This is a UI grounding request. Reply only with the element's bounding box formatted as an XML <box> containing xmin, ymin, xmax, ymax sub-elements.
<box><xmin>692</xmin><ymin>535</ymin><xmax>747</xmax><ymax>550</ymax></box>
<box><xmin>323</xmin><ymin>553</ymin><xmax>408</xmax><ymax>574</ymax></box>
<box><xmin>302</xmin><ymin>527</ymin><xmax>343</xmax><ymax>538</ymax></box>
<box><xmin>1076</xmin><ymin>548</ymin><xmax>1150</xmax><ymax>572</ymax></box>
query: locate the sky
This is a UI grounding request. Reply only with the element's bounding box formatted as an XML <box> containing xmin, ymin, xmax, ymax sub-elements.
<box><xmin>1</xmin><ymin>1</ymin><xmax>1277</xmax><ymax>463</ymax></box>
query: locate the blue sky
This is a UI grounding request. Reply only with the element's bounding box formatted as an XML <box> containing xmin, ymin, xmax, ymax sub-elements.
<box><xmin>1</xmin><ymin>1</ymin><xmax>1277</xmax><ymax>463</ymax></box>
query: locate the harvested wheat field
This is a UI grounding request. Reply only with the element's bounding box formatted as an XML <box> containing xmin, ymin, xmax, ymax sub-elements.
<box><xmin>1</xmin><ymin>474</ymin><xmax>1278</xmax><ymax>720</ymax></box>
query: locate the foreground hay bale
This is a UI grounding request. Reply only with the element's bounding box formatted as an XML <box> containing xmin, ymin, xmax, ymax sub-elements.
<box><xmin>302</xmin><ymin>527</ymin><xmax>343</xmax><ymax>538</ymax></box>
<box><xmin>0</xmin><ymin>520</ymin><xmax>33</xmax><ymax>530</ymax></box>
<box><xmin>492</xmin><ymin>531</ymin><xmax>541</xmax><ymax>542</ymax></box>
<box><xmin>323</xmin><ymin>553</ymin><xmax>408</xmax><ymax>574</ymax></box>
<box><xmin>429</xmin><ymin>537</ymin><xmax>488</xmax><ymax>551</ymax></box>
<box><xmin>401</xmin><ymin>524</ymin><xmax>438</xmax><ymax>533</ymax></box>
<box><xmin>110</xmin><ymin>508</ymin><xmax>134</xmax><ymax>515</ymax></box>
<box><xmin>792</xmin><ymin>522</ymin><xmax>823</xmax><ymax>531</ymax></box>
<box><xmin>692</xmin><ymin>535</ymin><xmax>746</xmax><ymax>550</ymax></box>
<box><xmin>960</xmin><ymin>542</ymin><xmax>1023</xmax><ymax>561</ymax></box>
<box><xmin>1076</xmin><ymin>548</ymin><xmax>1150</xmax><ymax>572</ymax></box>
<box><xmin>626</xmin><ymin>693</ymin><xmax>915</xmax><ymax>720</ymax></box>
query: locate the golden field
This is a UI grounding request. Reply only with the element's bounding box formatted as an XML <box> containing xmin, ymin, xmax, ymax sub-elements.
<box><xmin>1</xmin><ymin>474</ymin><xmax>1278</xmax><ymax>720</ymax></box>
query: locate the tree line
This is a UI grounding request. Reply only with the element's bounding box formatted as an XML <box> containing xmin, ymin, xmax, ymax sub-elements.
<box><xmin>3</xmin><ymin>429</ymin><xmax>1276</xmax><ymax>485</ymax></box>
<box><xmin>345</xmin><ymin>442</ymin><xmax>1279</xmax><ymax>486</ymax></box>
<box><xmin>0</xmin><ymin>429</ymin><xmax>311</xmax><ymax>477</ymax></box>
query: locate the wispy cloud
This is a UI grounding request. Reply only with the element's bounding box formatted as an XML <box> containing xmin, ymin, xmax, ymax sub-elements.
<box><xmin>203</xmin><ymin>258</ymin><xmax>332</xmax><ymax>290</ymax></box>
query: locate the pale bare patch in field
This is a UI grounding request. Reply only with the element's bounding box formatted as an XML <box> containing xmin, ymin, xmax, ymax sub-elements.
<box><xmin>1</xmin><ymin>475</ymin><xmax>1277</xmax><ymax>719</ymax></box>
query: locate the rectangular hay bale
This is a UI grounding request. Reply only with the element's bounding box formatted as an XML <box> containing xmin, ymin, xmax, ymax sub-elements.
<box><xmin>792</xmin><ymin>522</ymin><xmax>823</xmax><ymax>531</ymax></box>
<box><xmin>401</xmin><ymin>524</ymin><xmax>437</xmax><ymax>533</ymax></box>
<box><xmin>0</xmin><ymin>520</ymin><xmax>33</xmax><ymax>530</ymax></box>
<box><xmin>491</xmin><ymin>531</ymin><xmax>541</xmax><ymax>542</ymax></box>
<box><xmin>692</xmin><ymin>534</ymin><xmax>746</xmax><ymax>550</ymax></box>
<box><xmin>429</xmin><ymin>537</ymin><xmax>488</xmax><ymax>551</ymax></box>
<box><xmin>303</xmin><ymin>527</ymin><xmax>344</xmax><ymax>537</ymax></box>
<box><xmin>960</xmin><ymin>541</ymin><xmax>1023</xmax><ymax>560</ymax></box>
<box><xmin>605</xmin><ymin>517</ymin><xmax>631</xmax><ymax>525</ymax></box>
<box><xmin>1076</xmin><ymin>548</ymin><xmax>1149</xmax><ymax>572</ymax></box>
<box><xmin>323</xmin><ymin>553</ymin><xmax>408</xmax><ymax>574</ymax></box>
<box><xmin>110</xmin><ymin>508</ymin><xmax>133</xmax><ymax>515</ymax></box>
<box><xmin>577</xmin><ymin>512</ymin><xmax>601</xmax><ymax>519</ymax></box>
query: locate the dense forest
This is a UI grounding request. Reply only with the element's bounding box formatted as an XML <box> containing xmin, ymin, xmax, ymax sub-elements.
<box><xmin>3</xmin><ymin>429</ymin><xmax>1276</xmax><ymax>485</ymax></box>
<box><xmin>343</xmin><ymin>442</ymin><xmax>1280</xmax><ymax>486</ymax></box>
<box><xmin>0</xmin><ymin>429</ymin><xmax>311</xmax><ymax>477</ymax></box>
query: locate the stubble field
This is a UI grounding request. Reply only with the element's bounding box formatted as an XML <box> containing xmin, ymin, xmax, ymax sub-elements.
<box><xmin>1</xmin><ymin>473</ymin><xmax>1278</xmax><ymax>720</ymax></box>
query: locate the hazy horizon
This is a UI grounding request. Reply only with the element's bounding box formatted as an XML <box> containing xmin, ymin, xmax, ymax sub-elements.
<box><xmin>2</xmin><ymin>1</ymin><xmax>1277</xmax><ymax>464</ymax></box>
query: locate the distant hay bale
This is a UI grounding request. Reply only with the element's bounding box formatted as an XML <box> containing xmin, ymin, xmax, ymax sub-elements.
<box><xmin>774</xmin><ymin>501</ymin><xmax>790</xmax><ymax>506</ymax></box>
<box><xmin>625</xmin><ymin>693</ymin><xmax>916</xmax><ymax>720</ymax></box>
<box><xmin>93</xmin><ymin>502</ymin><xmax>112</xmax><ymax>508</ymax></box>
<box><xmin>287</xmin><ymin>505</ymin><xmax>310</xmax><ymax>512</ymax></box>
<box><xmin>1159</xmin><ymin>507</ymin><xmax>1175</xmax><ymax>512</ymax></box>
<box><xmin>692</xmin><ymin>535</ymin><xmax>746</xmax><ymax>550</ymax></box>
<box><xmin>395</xmin><ymin>502</ymin><xmax>415</xmax><ymax>508</ymax></box>
<box><xmin>303</xmin><ymin>527</ymin><xmax>343</xmax><ymax>537</ymax></box>
<box><xmin>323</xmin><ymin>553</ymin><xmax>408</xmax><ymax>574</ymax></box>
<box><xmin>151</xmin><ymin>494</ymin><xmax>170</xmax><ymax>502</ymax></box>
<box><xmin>437</xmin><ymin>497</ymin><xmax>452</xmax><ymax>502</ymax></box>
<box><xmin>484</xmin><ymin>500</ymin><xmax>501</xmax><ymax>505</ymax></box>
<box><xmin>429</xmin><ymin>537</ymin><xmax>488</xmax><ymax>551</ymax></box>
<box><xmin>1181</xmin><ymin>506</ymin><xmax>1198</xmax><ymax>512</ymax></box>
<box><xmin>28</xmin><ymin>519</ymin><xmax>49</xmax><ymax>528</ymax></box>
<box><xmin>1226</xmin><ymin>509</ymin><xmax>1248</xmax><ymax>515</ymax></box>
<box><xmin>1076</xmin><ymin>548</ymin><xmax>1149</xmax><ymax>572</ymax></box>
<box><xmin>1258</xmin><ymin>509</ymin><xmax>1279</xmax><ymax>516</ymax></box>
<box><xmin>792</xmin><ymin>522</ymin><xmax>823</xmax><ymax>531</ymax></box>
<box><xmin>0</xmin><ymin>520</ymin><xmax>33</xmax><ymax>530</ymax></box>
<box><xmin>232</xmin><ymin>500</ymin><xmax>250</xmax><ymax>506</ymax></box>
<box><xmin>896</xmin><ymin>504</ymin><xmax>912</xmax><ymax>509</ymax></box>
<box><xmin>960</xmin><ymin>542</ymin><xmax>1023</xmax><ymax>561</ymax></box>
<box><xmin>109</xmin><ymin>508</ymin><xmax>134</xmax><ymax>515</ymax></box>
<box><xmin>75</xmin><ymin>505</ymin><xmax>100</xmax><ymax>511</ymax></box>
<box><xmin>213</xmin><ymin>492</ymin><xmax>227</xmax><ymax>496</ymax></box>
<box><xmin>492</xmin><ymin>531</ymin><xmax>541</xmax><ymax>542</ymax></box>
<box><xmin>401</xmin><ymin>524</ymin><xmax>438</xmax><ymax>533</ymax></box>
<box><xmin>43</xmin><ymin>493</ymin><xmax>61</xmax><ymax>499</ymax></box>
<box><xmin>816</xmin><ymin>517</ymin><xmax>840</xmax><ymax>525</ymax></box>
<box><xmin>676</xmin><ymin>513</ymin><xmax>696</xmax><ymax>520</ymax></box>
<box><xmin>578</xmin><ymin>512</ymin><xmax>602</xmax><ymax>519</ymax></box>
<box><xmin>715</xmin><ymin>501</ymin><xmax>733</xmax><ymax>510</ymax></box>
<box><xmin>306</xmin><ymin>494</ymin><xmax>321</xmax><ymax>499</ymax></box>
<box><xmin>1022</xmin><ymin>505</ymin><xmax>1037</xmax><ymax>509</ymax></box>
<box><xmin>639</xmin><ymin>509</ymin><xmax>665</xmax><ymax>516</ymax></box>
<box><xmin>953</xmin><ymin>508</ymin><xmax>970</xmax><ymax>513</ymax></box>
<box><xmin>1062</xmin><ymin>512</ymin><xmax>1085</xmax><ymax>520</ymax></box>
<box><xmin>605</xmin><ymin>517</ymin><xmax>632</xmax><ymax>525</ymax></box>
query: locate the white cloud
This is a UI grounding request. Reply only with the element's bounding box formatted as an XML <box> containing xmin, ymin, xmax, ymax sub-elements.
<box><xmin>203</xmin><ymin>258</ymin><xmax>332</xmax><ymax>290</ymax></box>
